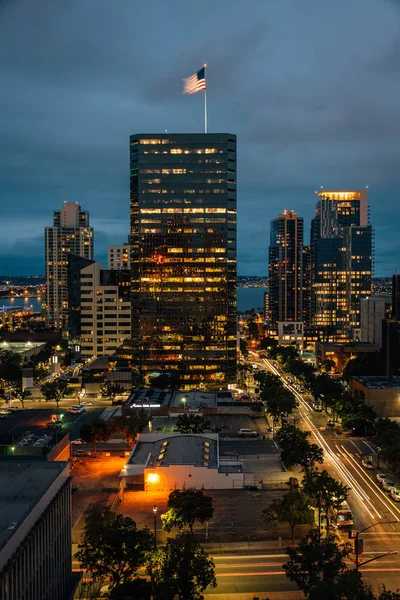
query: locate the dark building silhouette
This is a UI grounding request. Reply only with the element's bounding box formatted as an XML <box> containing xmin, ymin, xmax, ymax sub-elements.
<box><xmin>392</xmin><ymin>274</ymin><xmax>400</xmax><ymax>321</ymax></box>
<box><xmin>129</xmin><ymin>133</ymin><xmax>237</xmax><ymax>389</ymax></box>
<box><xmin>67</xmin><ymin>254</ymin><xmax>95</xmax><ymax>341</ymax></box>
<box><xmin>268</xmin><ymin>210</ymin><xmax>304</xmax><ymax>326</ymax></box>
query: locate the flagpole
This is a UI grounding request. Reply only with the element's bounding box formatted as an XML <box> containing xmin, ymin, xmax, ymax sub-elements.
<box><xmin>204</xmin><ymin>63</ymin><xmax>207</xmax><ymax>134</ymax></box>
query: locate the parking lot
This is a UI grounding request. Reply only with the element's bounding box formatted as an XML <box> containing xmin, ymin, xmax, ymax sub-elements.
<box><xmin>150</xmin><ymin>414</ymin><xmax>270</xmax><ymax>437</ymax></box>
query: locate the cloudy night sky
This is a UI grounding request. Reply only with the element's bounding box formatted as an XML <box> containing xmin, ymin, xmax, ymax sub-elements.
<box><xmin>1</xmin><ymin>0</ymin><xmax>400</xmax><ymax>276</ymax></box>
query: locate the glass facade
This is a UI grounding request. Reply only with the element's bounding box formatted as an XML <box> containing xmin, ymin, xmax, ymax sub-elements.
<box><xmin>268</xmin><ymin>211</ymin><xmax>304</xmax><ymax>325</ymax></box>
<box><xmin>311</xmin><ymin>190</ymin><xmax>372</xmax><ymax>340</ymax></box>
<box><xmin>130</xmin><ymin>133</ymin><xmax>237</xmax><ymax>389</ymax></box>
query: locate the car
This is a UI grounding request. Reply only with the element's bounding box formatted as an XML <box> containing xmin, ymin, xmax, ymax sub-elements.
<box><xmin>80</xmin><ymin>401</ymin><xmax>93</xmax><ymax>407</ymax></box>
<box><xmin>327</xmin><ymin>420</ymin><xmax>335</xmax><ymax>427</ymax></box>
<box><xmin>68</xmin><ymin>408</ymin><xmax>85</xmax><ymax>415</ymax></box>
<box><xmin>46</xmin><ymin>422</ymin><xmax>62</xmax><ymax>429</ymax></box>
<box><xmin>362</xmin><ymin>458</ymin><xmax>374</xmax><ymax>470</ymax></box>
<box><xmin>391</xmin><ymin>488</ymin><xmax>400</xmax><ymax>502</ymax></box>
<box><xmin>9</xmin><ymin>405</ymin><xmax>19</xmax><ymax>410</ymax></box>
<box><xmin>0</xmin><ymin>414</ymin><xmax>7</xmax><ymax>419</ymax></box>
<box><xmin>383</xmin><ymin>478</ymin><xmax>396</xmax><ymax>492</ymax></box>
<box><xmin>71</xmin><ymin>438</ymin><xmax>87</xmax><ymax>445</ymax></box>
<box><xmin>238</xmin><ymin>428</ymin><xmax>258</xmax><ymax>438</ymax></box>
<box><xmin>0</xmin><ymin>409</ymin><xmax>11</xmax><ymax>415</ymax></box>
<box><xmin>73</xmin><ymin>449</ymin><xmax>92</xmax><ymax>457</ymax></box>
<box><xmin>376</xmin><ymin>473</ymin><xmax>388</xmax><ymax>485</ymax></box>
<box><xmin>71</xmin><ymin>405</ymin><xmax>86</xmax><ymax>411</ymax></box>
<box><xmin>313</xmin><ymin>404</ymin><xmax>323</xmax><ymax>412</ymax></box>
<box><xmin>240</xmin><ymin>394</ymin><xmax>250</xmax><ymax>400</ymax></box>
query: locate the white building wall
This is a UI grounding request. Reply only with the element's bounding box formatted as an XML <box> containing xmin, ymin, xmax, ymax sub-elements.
<box><xmin>143</xmin><ymin>464</ymin><xmax>244</xmax><ymax>491</ymax></box>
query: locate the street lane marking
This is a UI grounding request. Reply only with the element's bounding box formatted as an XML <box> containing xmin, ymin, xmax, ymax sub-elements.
<box><xmin>363</xmin><ymin>440</ymin><xmax>376</xmax><ymax>453</ymax></box>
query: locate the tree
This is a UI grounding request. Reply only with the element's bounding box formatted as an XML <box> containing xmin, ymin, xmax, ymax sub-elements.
<box><xmin>239</xmin><ymin>338</ymin><xmax>248</xmax><ymax>359</ymax></box>
<box><xmin>283</xmin><ymin>529</ymin><xmax>352</xmax><ymax>597</ymax></box>
<box><xmin>254</xmin><ymin>371</ymin><xmax>283</xmax><ymax>392</ymax></box>
<box><xmin>307</xmin><ymin>569</ymin><xmax>374</xmax><ymax>600</ymax></box>
<box><xmin>262</xmin><ymin>489</ymin><xmax>314</xmax><ymax>542</ymax></box>
<box><xmin>275</xmin><ymin>425</ymin><xmax>323</xmax><ymax>471</ymax></box>
<box><xmin>109</xmin><ymin>579</ymin><xmax>152</xmax><ymax>600</ymax></box>
<box><xmin>57</xmin><ymin>379</ymin><xmax>73</xmax><ymax>398</ymax></box>
<box><xmin>111</xmin><ymin>411</ymin><xmax>148</xmax><ymax>447</ymax></box>
<box><xmin>12</xmin><ymin>384</ymin><xmax>31</xmax><ymax>408</ymax></box>
<box><xmin>148</xmin><ymin>373</ymin><xmax>181</xmax><ymax>390</ymax></box>
<box><xmin>76</xmin><ymin>505</ymin><xmax>153</xmax><ymax>587</ymax></box>
<box><xmin>100</xmin><ymin>381</ymin><xmax>125</xmax><ymax>403</ymax></box>
<box><xmin>40</xmin><ymin>380</ymin><xmax>63</xmax><ymax>407</ymax></box>
<box><xmin>161</xmin><ymin>489</ymin><xmax>214</xmax><ymax>534</ymax></box>
<box><xmin>302</xmin><ymin>469</ymin><xmax>349</xmax><ymax>515</ymax></box>
<box><xmin>80</xmin><ymin>419</ymin><xmax>113</xmax><ymax>454</ymax></box>
<box><xmin>262</xmin><ymin>386</ymin><xmax>297</xmax><ymax>425</ymax></box>
<box><xmin>343</xmin><ymin>352</ymin><xmax>383</xmax><ymax>380</ymax></box>
<box><xmin>0</xmin><ymin>350</ymin><xmax>22</xmax><ymax>383</ymax></box>
<box><xmin>147</xmin><ymin>532</ymin><xmax>216</xmax><ymax>600</ymax></box>
<box><xmin>175</xmin><ymin>414</ymin><xmax>211</xmax><ymax>434</ymax></box>
<box><xmin>311</xmin><ymin>374</ymin><xmax>342</xmax><ymax>408</ymax></box>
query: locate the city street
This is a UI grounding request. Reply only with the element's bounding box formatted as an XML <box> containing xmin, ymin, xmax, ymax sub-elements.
<box><xmin>252</xmin><ymin>352</ymin><xmax>400</xmax><ymax>593</ymax></box>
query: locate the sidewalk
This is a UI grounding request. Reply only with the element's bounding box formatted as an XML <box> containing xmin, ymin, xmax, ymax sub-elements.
<box><xmin>204</xmin><ymin>593</ymin><xmax>303</xmax><ymax>599</ymax></box>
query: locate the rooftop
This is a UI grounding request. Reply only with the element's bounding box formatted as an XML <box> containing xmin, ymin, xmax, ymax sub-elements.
<box><xmin>0</xmin><ymin>461</ymin><xmax>68</xmax><ymax>551</ymax></box>
<box><xmin>351</xmin><ymin>376</ymin><xmax>400</xmax><ymax>389</ymax></box>
<box><xmin>120</xmin><ymin>433</ymin><xmax>219</xmax><ymax>478</ymax></box>
<box><xmin>125</xmin><ymin>388</ymin><xmax>234</xmax><ymax>410</ymax></box>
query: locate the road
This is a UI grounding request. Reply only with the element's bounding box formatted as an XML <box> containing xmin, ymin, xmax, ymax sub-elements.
<box><xmin>250</xmin><ymin>351</ymin><xmax>400</xmax><ymax>593</ymax></box>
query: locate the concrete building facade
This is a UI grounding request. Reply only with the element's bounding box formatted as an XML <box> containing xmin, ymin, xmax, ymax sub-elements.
<box><xmin>360</xmin><ymin>295</ymin><xmax>391</xmax><ymax>348</ymax></box>
<box><xmin>108</xmin><ymin>243</ymin><xmax>131</xmax><ymax>271</ymax></box>
<box><xmin>0</xmin><ymin>461</ymin><xmax>73</xmax><ymax>600</ymax></box>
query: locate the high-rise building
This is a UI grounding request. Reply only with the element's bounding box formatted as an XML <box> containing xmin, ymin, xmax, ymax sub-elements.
<box><xmin>80</xmin><ymin>262</ymin><xmax>131</xmax><ymax>360</ymax></box>
<box><xmin>268</xmin><ymin>210</ymin><xmax>304</xmax><ymax>326</ymax></box>
<box><xmin>45</xmin><ymin>202</ymin><xmax>94</xmax><ymax>327</ymax></box>
<box><xmin>392</xmin><ymin>274</ymin><xmax>400</xmax><ymax>321</ymax></box>
<box><xmin>67</xmin><ymin>254</ymin><xmax>95</xmax><ymax>341</ymax></box>
<box><xmin>108</xmin><ymin>243</ymin><xmax>131</xmax><ymax>270</ymax></box>
<box><xmin>130</xmin><ymin>133</ymin><xmax>237</xmax><ymax>389</ymax></box>
<box><xmin>360</xmin><ymin>295</ymin><xmax>391</xmax><ymax>348</ymax></box>
<box><xmin>310</xmin><ymin>190</ymin><xmax>373</xmax><ymax>340</ymax></box>
<box><xmin>0</xmin><ymin>461</ymin><xmax>73</xmax><ymax>600</ymax></box>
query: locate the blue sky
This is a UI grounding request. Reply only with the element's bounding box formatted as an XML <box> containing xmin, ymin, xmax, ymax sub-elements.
<box><xmin>1</xmin><ymin>0</ymin><xmax>400</xmax><ymax>275</ymax></box>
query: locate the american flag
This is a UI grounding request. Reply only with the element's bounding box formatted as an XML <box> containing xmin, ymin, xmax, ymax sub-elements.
<box><xmin>183</xmin><ymin>67</ymin><xmax>206</xmax><ymax>94</ymax></box>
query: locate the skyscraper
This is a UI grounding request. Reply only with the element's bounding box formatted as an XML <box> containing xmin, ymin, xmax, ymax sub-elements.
<box><xmin>268</xmin><ymin>210</ymin><xmax>304</xmax><ymax>326</ymax></box>
<box><xmin>310</xmin><ymin>190</ymin><xmax>372</xmax><ymax>340</ymax></box>
<box><xmin>130</xmin><ymin>133</ymin><xmax>237</xmax><ymax>389</ymax></box>
<box><xmin>392</xmin><ymin>274</ymin><xmax>400</xmax><ymax>321</ymax></box>
<box><xmin>45</xmin><ymin>202</ymin><xmax>94</xmax><ymax>327</ymax></box>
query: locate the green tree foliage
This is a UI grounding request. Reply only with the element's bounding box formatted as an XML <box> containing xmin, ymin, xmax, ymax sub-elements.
<box><xmin>307</xmin><ymin>569</ymin><xmax>374</xmax><ymax>600</ymax></box>
<box><xmin>283</xmin><ymin>529</ymin><xmax>352</xmax><ymax>597</ymax></box>
<box><xmin>343</xmin><ymin>352</ymin><xmax>383</xmax><ymax>380</ymax></box>
<box><xmin>0</xmin><ymin>350</ymin><xmax>22</xmax><ymax>383</ymax></box>
<box><xmin>285</xmin><ymin>359</ymin><xmax>316</xmax><ymax>389</ymax></box>
<box><xmin>311</xmin><ymin>374</ymin><xmax>342</xmax><ymax>407</ymax></box>
<box><xmin>239</xmin><ymin>338</ymin><xmax>248</xmax><ymax>358</ymax></box>
<box><xmin>254</xmin><ymin>371</ymin><xmax>283</xmax><ymax>391</ymax></box>
<box><xmin>76</xmin><ymin>505</ymin><xmax>153</xmax><ymax>587</ymax></box>
<box><xmin>111</xmin><ymin>411</ymin><xmax>148</xmax><ymax>447</ymax></box>
<box><xmin>100</xmin><ymin>381</ymin><xmax>125</xmax><ymax>403</ymax></box>
<box><xmin>108</xmin><ymin>579</ymin><xmax>152</xmax><ymax>600</ymax></box>
<box><xmin>161</xmin><ymin>490</ymin><xmax>214</xmax><ymax>534</ymax></box>
<box><xmin>302</xmin><ymin>469</ymin><xmax>349</xmax><ymax>515</ymax></box>
<box><xmin>40</xmin><ymin>380</ymin><xmax>63</xmax><ymax>407</ymax></box>
<box><xmin>275</xmin><ymin>425</ymin><xmax>323</xmax><ymax>471</ymax></box>
<box><xmin>12</xmin><ymin>384</ymin><xmax>31</xmax><ymax>407</ymax></box>
<box><xmin>374</xmin><ymin>418</ymin><xmax>400</xmax><ymax>475</ymax></box>
<box><xmin>259</xmin><ymin>336</ymin><xmax>278</xmax><ymax>354</ymax></box>
<box><xmin>147</xmin><ymin>532</ymin><xmax>216</xmax><ymax>600</ymax></box>
<box><xmin>80</xmin><ymin>419</ymin><xmax>113</xmax><ymax>454</ymax></box>
<box><xmin>262</xmin><ymin>386</ymin><xmax>297</xmax><ymax>425</ymax></box>
<box><xmin>175</xmin><ymin>413</ymin><xmax>212</xmax><ymax>434</ymax></box>
<box><xmin>148</xmin><ymin>373</ymin><xmax>181</xmax><ymax>390</ymax></box>
<box><xmin>262</xmin><ymin>489</ymin><xmax>314</xmax><ymax>542</ymax></box>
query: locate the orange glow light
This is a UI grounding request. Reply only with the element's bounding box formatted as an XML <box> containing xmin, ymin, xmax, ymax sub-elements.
<box><xmin>147</xmin><ymin>473</ymin><xmax>159</xmax><ymax>484</ymax></box>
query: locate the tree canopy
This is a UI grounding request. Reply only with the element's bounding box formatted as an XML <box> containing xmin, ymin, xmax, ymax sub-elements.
<box><xmin>262</xmin><ymin>489</ymin><xmax>313</xmax><ymax>542</ymax></box>
<box><xmin>76</xmin><ymin>506</ymin><xmax>153</xmax><ymax>586</ymax></box>
<box><xmin>174</xmin><ymin>413</ymin><xmax>212</xmax><ymax>434</ymax></box>
<box><xmin>161</xmin><ymin>489</ymin><xmax>214</xmax><ymax>534</ymax></box>
<box><xmin>275</xmin><ymin>425</ymin><xmax>323</xmax><ymax>471</ymax></box>
<box><xmin>147</xmin><ymin>532</ymin><xmax>216</xmax><ymax>600</ymax></box>
<box><xmin>80</xmin><ymin>419</ymin><xmax>113</xmax><ymax>453</ymax></box>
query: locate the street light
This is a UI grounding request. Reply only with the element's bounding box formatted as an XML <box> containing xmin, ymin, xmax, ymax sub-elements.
<box><xmin>153</xmin><ymin>505</ymin><xmax>157</xmax><ymax>549</ymax></box>
<box><xmin>352</xmin><ymin>520</ymin><xmax>398</xmax><ymax>572</ymax></box>
<box><xmin>182</xmin><ymin>397</ymin><xmax>187</xmax><ymax>414</ymax></box>
<box><xmin>10</xmin><ymin>447</ymin><xmax>15</xmax><ymax>455</ymax></box>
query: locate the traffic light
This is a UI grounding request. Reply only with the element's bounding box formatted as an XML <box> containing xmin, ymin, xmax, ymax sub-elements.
<box><xmin>355</xmin><ymin>537</ymin><xmax>364</xmax><ymax>555</ymax></box>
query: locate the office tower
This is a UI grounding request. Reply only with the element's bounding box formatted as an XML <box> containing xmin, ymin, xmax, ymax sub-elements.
<box><xmin>0</xmin><ymin>461</ymin><xmax>72</xmax><ymax>600</ymax></box>
<box><xmin>392</xmin><ymin>274</ymin><xmax>400</xmax><ymax>321</ymax></box>
<box><xmin>302</xmin><ymin>245</ymin><xmax>311</xmax><ymax>326</ymax></box>
<box><xmin>67</xmin><ymin>254</ymin><xmax>95</xmax><ymax>341</ymax></box>
<box><xmin>130</xmin><ymin>133</ymin><xmax>237</xmax><ymax>389</ymax></box>
<box><xmin>108</xmin><ymin>242</ymin><xmax>131</xmax><ymax>270</ymax></box>
<box><xmin>360</xmin><ymin>295</ymin><xmax>391</xmax><ymax>348</ymax></box>
<box><xmin>80</xmin><ymin>262</ymin><xmax>131</xmax><ymax>360</ymax></box>
<box><xmin>268</xmin><ymin>210</ymin><xmax>304</xmax><ymax>326</ymax></box>
<box><xmin>45</xmin><ymin>202</ymin><xmax>94</xmax><ymax>327</ymax></box>
<box><xmin>310</xmin><ymin>190</ymin><xmax>373</xmax><ymax>340</ymax></box>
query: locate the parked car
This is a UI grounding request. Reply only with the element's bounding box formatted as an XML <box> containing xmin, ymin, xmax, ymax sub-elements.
<box><xmin>71</xmin><ymin>438</ymin><xmax>87</xmax><ymax>445</ymax></box>
<box><xmin>391</xmin><ymin>488</ymin><xmax>400</xmax><ymax>502</ymax></box>
<box><xmin>362</xmin><ymin>458</ymin><xmax>374</xmax><ymax>470</ymax></box>
<box><xmin>0</xmin><ymin>409</ymin><xmax>11</xmax><ymax>415</ymax></box>
<box><xmin>0</xmin><ymin>414</ymin><xmax>7</xmax><ymax>419</ymax></box>
<box><xmin>80</xmin><ymin>401</ymin><xmax>93</xmax><ymax>407</ymax></box>
<box><xmin>9</xmin><ymin>405</ymin><xmax>19</xmax><ymax>410</ymax></box>
<box><xmin>46</xmin><ymin>422</ymin><xmax>62</xmax><ymax>429</ymax></box>
<box><xmin>376</xmin><ymin>473</ymin><xmax>388</xmax><ymax>485</ymax></box>
<box><xmin>73</xmin><ymin>449</ymin><xmax>92</xmax><ymax>457</ymax></box>
<box><xmin>68</xmin><ymin>407</ymin><xmax>86</xmax><ymax>414</ymax></box>
<box><xmin>313</xmin><ymin>403</ymin><xmax>323</xmax><ymax>412</ymax></box>
<box><xmin>383</xmin><ymin>478</ymin><xmax>396</xmax><ymax>492</ymax></box>
<box><xmin>238</xmin><ymin>428</ymin><xmax>258</xmax><ymax>438</ymax></box>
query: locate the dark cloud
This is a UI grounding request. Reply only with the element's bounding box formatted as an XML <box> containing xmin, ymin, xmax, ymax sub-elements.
<box><xmin>0</xmin><ymin>0</ymin><xmax>399</xmax><ymax>275</ymax></box>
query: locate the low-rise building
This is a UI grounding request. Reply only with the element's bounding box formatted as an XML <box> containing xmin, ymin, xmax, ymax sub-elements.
<box><xmin>349</xmin><ymin>376</ymin><xmax>400</xmax><ymax>418</ymax></box>
<box><xmin>316</xmin><ymin>341</ymin><xmax>380</xmax><ymax>371</ymax></box>
<box><xmin>119</xmin><ymin>433</ymin><xmax>244</xmax><ymax>491</ymax></box>
<box><xmin>0</xmin><ymin>460</ymin><xmax>75</xmax><ymax>600</ymax></box>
